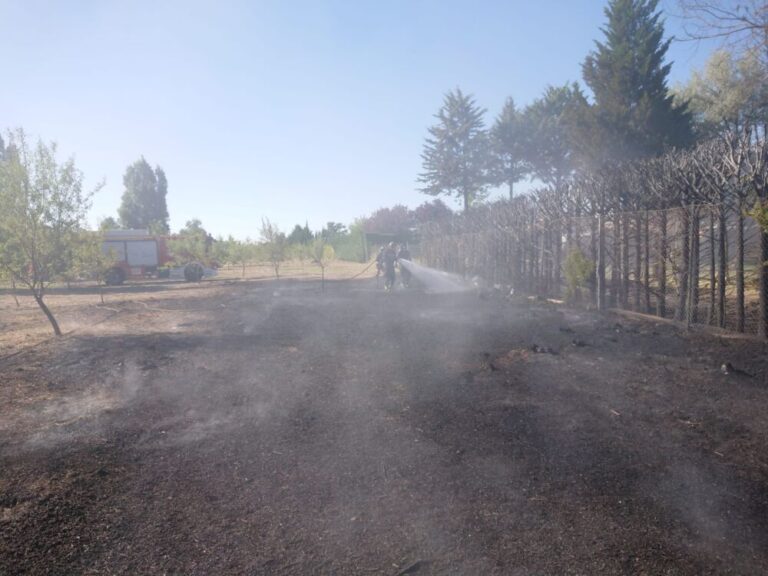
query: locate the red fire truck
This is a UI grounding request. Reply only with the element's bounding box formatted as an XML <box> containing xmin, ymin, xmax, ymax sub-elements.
<box><xmin>101</xmin><ymin>229</ymin><xmax>174</xmax><ymax>285</ymax></box>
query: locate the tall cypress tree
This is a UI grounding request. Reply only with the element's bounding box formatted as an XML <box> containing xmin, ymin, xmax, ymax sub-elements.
<box><xmin>581</xmin><ymin>0</ymin><xmax>692</xmax><ymax>165</ymax></box>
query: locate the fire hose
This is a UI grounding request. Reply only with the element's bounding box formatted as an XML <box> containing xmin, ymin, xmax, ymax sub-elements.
<box><xmin>345</xmin><ymin>258</ymin><xmax>378</xmax><ymax>280</ymax></box>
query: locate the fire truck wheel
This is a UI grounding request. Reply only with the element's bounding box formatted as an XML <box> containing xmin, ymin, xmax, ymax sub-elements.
<box><xmin>184</xmin><ymin>262</ymin><xmax>204</xmax><ymax>282</ymax></box>
<box><xmin>105</xmin><ymin>267</ymin><xmax>125</xmax><ymax>286</ymax></box>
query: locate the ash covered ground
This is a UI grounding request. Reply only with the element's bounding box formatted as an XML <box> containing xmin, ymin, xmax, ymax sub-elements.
<box><xmin>2</xmin><ymin>279</ymin><xmax>768</xmax><ymax>575</ymax></box>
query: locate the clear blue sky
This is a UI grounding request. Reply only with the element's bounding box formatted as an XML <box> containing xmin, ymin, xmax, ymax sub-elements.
<box><xmin>1</xmin><ymin>0</ymin><xmax>716</xmax><ymax>238</ymax></box>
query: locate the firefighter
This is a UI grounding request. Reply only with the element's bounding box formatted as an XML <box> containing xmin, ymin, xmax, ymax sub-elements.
<box><xmin>382</xmin><ymin>242</ymin><xmax>398</xmax><ymax>291</ymax></box>
<box><xmin>397</xmin><ymin>243</ymin><xmax>412</xmax><ymax>288</ymax></box>
<box><xmin>375</xmin><ymin>246</ymin><xmax>385</xmax><ymax>277</ymax></box>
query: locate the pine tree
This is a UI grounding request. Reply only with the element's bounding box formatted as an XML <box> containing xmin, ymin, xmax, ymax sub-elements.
<box><xmin>419</xmin><ymin>88</ymin><xmax>491</xmax><ymax>213</ymax></box>
<box><xmin>581</xmin><ymin>0</ymin><xmax>692</xmax><ymax>165</ymax></box>
<box><xmin>490</xmin><ymin>98</ymin><xmax>529</xmax><ymax>199</ymax></box>
<box><xmin>524</xmin><ymin>84</ymin><xmax>588</xmax><ymax>187</ymax></box>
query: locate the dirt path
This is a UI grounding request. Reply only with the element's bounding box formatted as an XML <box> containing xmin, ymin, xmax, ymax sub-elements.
<box><xmin>2</xmin><ymin>279</ymin><xmax>768</xmax><ymax>575</ymax></box>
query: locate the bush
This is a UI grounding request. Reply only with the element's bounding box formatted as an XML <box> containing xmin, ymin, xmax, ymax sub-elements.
<box><xmin>564</xmin><ymin>248</ymin><xmax>595</xmax><ymax>302</ymax></box>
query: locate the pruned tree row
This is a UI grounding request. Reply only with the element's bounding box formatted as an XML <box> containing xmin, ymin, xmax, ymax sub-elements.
<box><xmin>421</xmin><ymin>129</ymin><xmax>768</xmax><ymax>337</ymax></box>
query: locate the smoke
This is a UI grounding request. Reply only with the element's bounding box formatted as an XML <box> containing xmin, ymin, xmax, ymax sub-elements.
<box><xmin>13</xmin><ymin>358</ymin><xmax>146</xmax><ymax>454</ymax></box>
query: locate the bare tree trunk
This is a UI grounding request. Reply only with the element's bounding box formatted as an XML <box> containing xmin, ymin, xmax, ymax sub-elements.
<box><xmin>611</xmin><ymin>212</ymin><xmax>620</xmax><ymax>307</ymax></box>
<box><xmin>707</xmin><ymin>209</ymin><xmax>716</xmax><ymax>325</ymax></box>
<box><xmin>736</xmin><ymin>203</ymin><xmax>745</xmax><ymax>333</ymax></box>
<box><xmin>676</xmin><ymin>208</ymin><xmax>690</xmax><ymax>322</ymax></box>
<box><xmin>760</xmin><ymin>221</ymin><xmax>768</xmax><ymax>339</ymax></box>
<box><xmin>598</xmin><ymin>212</ymin><xmax>606</xmax><ymax>310</ymax></box>
<box><xmin>718</xmin><ymin>205</ymin><xmax>727</xmax><ymax>328</ymax></box>
<box><xmin>634</xmin><ymin>211</ymin><xmax>642</xmax><ymax>310</ymax></box>
<box><xmin>621</xmin><ymin>212</ymin><xmax>630</xmax><ymax>308</ymax></box>
<box><xmin>554</xmin><ymin>221</ymin><xmax>562</xmax><ymax>298</ymax></box>
<box><xmin>644</xmin><ymin>210</ymin><xmax>651</xmax><ymax>313</ymax></box>
<box><xmin>658</xmin><ymin>210</ymin><xmax>668</xmax><ymax>318</ymax></box>
<box><xmin>11</xmin><ymin>277</ymin><xmax>20</xmax><ymax>308</ymax></box>
<box><xmin>33</xmin><ymin>291</ymin><xmax>62</xmax><ymax>336</ymax></box>
<box><xmin>590</xmin><ymin>215</ymin><xmax>598</xmax><ymax>304</ymax></box>
<box><xmin>537</xmin><ymin>227</ymin><xmax>544</xmax><ymax>295</ymax></box>
<box><xmin>528</xmin><ymin>213</ymin><xmax>536</xmax><ymax>293</ymax></box>
<box><xmin>687</xmin><ymin>207</ymin><xmax>700</xmax><ymax>326</ymax></box>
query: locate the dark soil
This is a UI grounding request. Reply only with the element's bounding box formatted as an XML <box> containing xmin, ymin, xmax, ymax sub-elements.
<box><xmin>2</xmin><ymin>279</ymin><xmax>768</xmax><ymax>575</ymax></box>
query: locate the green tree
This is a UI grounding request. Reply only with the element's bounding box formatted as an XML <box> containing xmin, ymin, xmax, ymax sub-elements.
<box><xmin>260</xmin><ymin>218</ymin><xmax>287</xmax><ymax>278</ymax></box>
<box><xmin>332</xmin><ymin>222</ymin><xmax>367</xmax><ymax>262</ymax></box>
<box><xmin>321</xmin><ymin>221</ymin><xmax>348</xmax><ymax>242</ymax></box>
<box><xmin>118</xmin><ymin>157</ymin><xmax>170</xmax><ymax>233</ymax></box>
<box><xmin>179</xmin><ymin>218</ymin><xmax>207</xmax><ymax>236</ymax></box>
<box><xmin>581</xmin><ymin>0</ymin><xmax>693</xmax><ymax>165</ymax></box>
<box><xmin>168</xmin><ymin>218</ymin><xmax>215</xmax><ymax>265</ymax></box>
<box><xmin>312</xmin><ymin>238</ymin><xmax>335</xmax><ymax>291</ymax></box>
<box><xmin>413</xmin><ymin>198</ymin><xmax>454</xmax><ymax>223</ymax></box>
<box><xmin>362</xmin><ymin>205</ymin><xmax>415</xmax><ymax>236</ymax></box>
<box><xmin>0</xmin><ymin>129</ymin><xmax>101</xmax><ymax>335</ymax></box>
<box><xmin>419</xmin><ymin>88</ymin><xmax>491</xmax><ymax>213</ymax></box>
<box><xmin>98</xmin><ymin>216</ymin><xmax>120</xmax><ymax>230</ymax></box>
<box><xmin>287</xmin><ymin>222</ymin><xmax>313</xmax><ymax>244</ymax></box>
<box><xmin>71</xmin><ymin>231</ymin><xmax>115</xmax><ymax>304</ymax></box>
<box><xmin>490</xmin><ymin>97</ymin><xmax>529</xmax><ymax>198</ymax></box>
<box><xmin>225</xmin><ymin>238</ymin><xmax>256</xmax><ymax>278</ymax></box>
<box><xmin>524</xmin><ymin>84</ymin><xmax>588</xmax><ymax>186</ymax></box>
<box><xmin>675</xmin><ymin>48</ymin><xmax>768</xmax><ymax>138</ymax></box>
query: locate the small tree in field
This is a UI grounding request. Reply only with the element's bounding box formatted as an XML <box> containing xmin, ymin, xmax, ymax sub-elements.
<box><xmin>0</xmin><ymin>266</ymin><xmax>21</xmax><ymax>308</ymax></box>
<box><xmin>260</xmin><ymin>218</ymin><xmax>287</xmax><ymax>279</ymax></box>
<box><xmin>221</xmin><ymin>238</ymin><xmax>255</xmax><ymax>278</ymax></box>
<box><xmin>0</xmin><ymin>129</ymin><xmax>101</xmax><ymax>335</ymax></box>
<box><xmin>289</xmin><ymin>242</ymin><xmax>311</xmax><ymax>273</ymax></box>
<box><xmin>312</xmin><ymin>238</ymin><xmax>335</xmax><ymax>292</ymax></box>
<box><xmin>72</xmin><ymin>232</ymin><xmax>115</xmax><ymax>304</ymax></box>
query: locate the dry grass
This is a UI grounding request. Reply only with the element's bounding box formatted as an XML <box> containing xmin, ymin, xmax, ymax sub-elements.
<box><xmin>0</xmin><ymin>259</ymin><xmax>376</xmax><ymax>359</ymax></box>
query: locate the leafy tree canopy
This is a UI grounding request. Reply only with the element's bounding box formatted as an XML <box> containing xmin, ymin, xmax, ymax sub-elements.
<box><xmin>413</xmin><ymin>199</ymin><xmax>454</xmax><ymax>224</ymax></box>
<box><xmin>675</xmin><ymin>48</ymin><xmax>768</xmax><ymax>138</ymax></box>
<box><xmin>98</xmin><ymin>216</ymin><xmax>120</xmax><ymax>230</ymax></box>
<box><xmin>524</xmin><ymin>83</ymin><xmax>588</xmax><ymax>186</ymax></box>
<box><xmin>118</xmin><ymin>157</ymin><xmax>170</xmax><ymax>233</ymax></box>
<box><xmin>362</xmin><ymin>205</ymin><xmax>415</xmax><ymax>236</ymax></box>
<box><xmin>288</xmin><ymin>222</ymin><xmax>313</xmax><ymax>245</ymax></box>
<box><xmin>0</xmin><ymin>128</ymin><xmax>101</xmax><ymax>335</ymax></box>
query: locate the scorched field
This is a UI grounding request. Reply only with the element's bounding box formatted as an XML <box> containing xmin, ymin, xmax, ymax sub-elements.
<box><xmin>2</xmin><ymin>278</ymin><xmax>768</xmax><ymax>575</ymax></box>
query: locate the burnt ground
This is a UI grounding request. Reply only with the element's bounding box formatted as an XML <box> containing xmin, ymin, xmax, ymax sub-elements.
<box><xmin>2</xmin><ymin>278</ymin><xmax>768</xmax><ymax>575</ymax></box>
